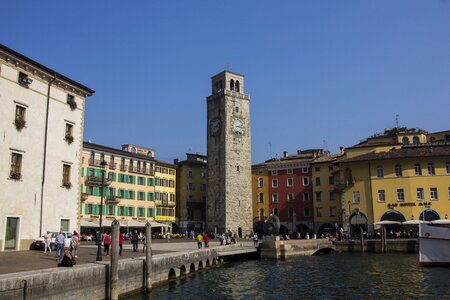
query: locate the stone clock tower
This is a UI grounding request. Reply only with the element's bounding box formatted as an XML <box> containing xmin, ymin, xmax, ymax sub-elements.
<box><xmin>206</xmin><ymin>70</ymin><xmax>252</xmax><ymax>237</ymax></box>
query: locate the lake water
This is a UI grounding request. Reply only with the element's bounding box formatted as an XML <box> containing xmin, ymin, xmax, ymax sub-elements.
<box><xmin>128</xmin><ymin>253</ymin><xmax>450</xmax><ymax>299</ymax></box>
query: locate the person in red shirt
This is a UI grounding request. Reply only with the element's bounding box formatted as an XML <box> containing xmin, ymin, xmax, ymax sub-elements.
<box><xmin>103</xmin><ymin>232</ymin><xmax>111</xmax><ymax>255</ymax></box>
<box><xmin>204</xmin><ymin>234</ymin><xmax>209</xmax><ymax>248</ymax></box>
<box><xmin>119</xmin><ymin>233</ymin><xmax>124</xmax><ymax>256</ymax></box>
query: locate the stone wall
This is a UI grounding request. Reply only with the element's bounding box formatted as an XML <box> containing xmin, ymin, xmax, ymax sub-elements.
<box><xmin>334</xmin><ymin>239</ymin><xmax>419</xmax><ymax>253</ymax></box>
<box><xmin>260</xmin><ymin>237</ymin><xmax>335</xmax><ymax>259</ymax></box>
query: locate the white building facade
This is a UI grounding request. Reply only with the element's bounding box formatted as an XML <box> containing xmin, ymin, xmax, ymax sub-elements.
<box><xmin>0</xmin><ymin>44</ymin><xmax>94</xmax><ymax>251</ymax></box>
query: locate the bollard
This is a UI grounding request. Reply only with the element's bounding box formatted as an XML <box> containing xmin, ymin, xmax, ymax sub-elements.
<box><xmin>360</xmin><ymin>226</ymin><xmax>364</xmax><ymax>253</ymax></box>
<box><xmin>145</xmin><ymin>222</ymin><xmax>152</xmax><ymax>292</ymax></box>
<box><xmin>110</xmin><ymin>220</ymin><xmax>120</xmax><ymax>300</ymax></box>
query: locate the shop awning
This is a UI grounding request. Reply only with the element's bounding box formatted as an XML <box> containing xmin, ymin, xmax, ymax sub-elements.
<box><xmin>126</xmin><ymin>220</ymin><xmax>146</xmax><ymax>227</ymax></box>
<box><xmin>80</xmin><ymin>220</ymin><xmax>99</xmax><ymax>227</ymax></box>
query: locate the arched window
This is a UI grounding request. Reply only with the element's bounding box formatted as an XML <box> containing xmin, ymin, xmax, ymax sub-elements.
<box><xmin>215</xmin><ymin>81</ymin><xmax>219</xmax><ymax>93</ymax></box>
<box><xmin>219</xmin><ymin>80</ymin><xmax>223</xmax><ymax>91</ymax></box>
<box><xmin>258</xmin><ymin>193</ymin><xmax>264</xmax><ymax>203</ymax></box>
<box><xmin>273</xmin><ymin>208</ymin><xmax>279</xmax><ymax>216</ymax></box>
<box><xmin>258</xmin><ymin>178</ymin><xmax>264</xmax><ymax>187</ymax></box>
<box><xmin>259</xmin><ymin>208</ymin><xmax>264</xmax><ymax>220</ymax></box>
<box><xmin>230</xmin><ymin>79</ymin><xmax>234</xmax><ymax>91</ymax></box>
<box><xmin>288</xmin><ymin>207</ymin><xmax>294</xmax><ymax>218</ymax></box>
<box><xmin>304</xmin><ymin>207</ymin><xmax>310</xmax><ymax>217</ymax></box>
<box><xmin>235</xmin><ymin>80</ymin><xmax>240</xmax><ymax>92</ymax></box>
<box><xmin>402</xmin><ymin>137</ymin><xmax>409</xmax><ymax>145</ymax></box>
<box><xmin>413</xmin><ymin>136</ymin><xmax>420</xmax><ymax>144</ymax></box>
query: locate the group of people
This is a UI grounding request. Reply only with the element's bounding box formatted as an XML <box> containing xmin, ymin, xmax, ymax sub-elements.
<box><xmin>43</xmin><ymin>230</ymin><xmax>80</xmax><ymax>267</ymax></box>
<box><xmin>218</xmin><ymin>232</ymin><xmax>237</xmax><ymax>246</ymax></box>
<box><xmin>196</xmin><ymin>233</ymin><xmax>210</xmax><ymax>248</ymax></box>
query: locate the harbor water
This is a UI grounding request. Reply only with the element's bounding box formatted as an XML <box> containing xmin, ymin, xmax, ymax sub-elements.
<box><xmin>129</xmin><ymin>253</ymin><xmax>449</xmax><ymax>299</ymax></box>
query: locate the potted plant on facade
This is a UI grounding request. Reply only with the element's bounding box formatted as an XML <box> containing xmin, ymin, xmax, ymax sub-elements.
<box><xmin>14</xmin><ymin>116</ymin><xmax>26</xmax><ymax>131</ymax></box>
<box><xmin>65</xmin><ymin>133</ymin><xmax>74</xmax><ymax>144</ymax></box>
<box><xmin>67</xmin><ymin>96</ymin><xmax>77</xmax><ymax>110</ymax></box>
<box><xmin>10</xmin><ymin>171</ymin><xmax>22</xmax><ymax>180</ymax></box>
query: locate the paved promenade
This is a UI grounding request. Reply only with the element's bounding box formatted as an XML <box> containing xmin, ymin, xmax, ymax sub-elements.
<box><xmin>0</xmin><ymin>239</ymin><xmax>231</xmax><ymax>275</ymax></box>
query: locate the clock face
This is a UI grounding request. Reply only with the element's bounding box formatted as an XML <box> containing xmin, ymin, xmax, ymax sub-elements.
<box><xmin>232</xmin><ymin>118</ymin><xmax>244</xmax><ymax>134</ymax></box>
<box><xmin>210</xmin><ymin>118</ymin><xmax>221</xmax><ymax>136</ymax></box>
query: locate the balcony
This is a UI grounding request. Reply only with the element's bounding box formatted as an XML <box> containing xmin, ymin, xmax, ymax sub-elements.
<box><xmin>120</xmin><ymin>164</ymin><xmax>128</xmax><ymax>171</ymax></box>
<box><xmin>333</xmin><ymin>178</ymin><xmax>356</xmax><ymax>194</ymax></box>
<box><xmin>106</xmin><ymin>195</ymin><xmax>121</xmax><ymax>205</ymax></box>
<box><xmin>85</xmin><ymin>174</ymin><xmax>112</xmax><ymax>186</ymax></box>
<box><xmin>154</xmin><ymin>200</ymin><xmax>175</xmax><ymax>207</ymax></box>
<box><xmin>89</xmin><ymin>158</ymin><xmax>105</xmax><ymax>167</ymax></box>
<box><xmin>128</xmin><ymin>166</ymin><xmax>155</xmax><ymax>176</ymax></box>
<box><xmin>109</xmin><ymin>163</ymin><xmax>116</xmax><ymax>170</ymax></box>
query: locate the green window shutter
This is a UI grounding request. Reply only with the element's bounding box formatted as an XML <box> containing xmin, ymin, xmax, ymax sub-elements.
<box><xmin>93</xmin><ymin>187</ymin><xmax>99</xmax><ymax>196</ymax></box>
<box><xmin>113</xmin><ymin>188</ymin><xmax>116</xmax><ymax>196</ymax></box>
<box><xmin>113</xmin><ymin>173</ymin><xmax>117</xmax><ymax>181</ymax></box>
<box><xmin>124</xmin><ymin>207</ymin><xmax>129</xmax><ymax>216</ymax></box>
<box><xmin>80</xmin><ymin>184</ymin><xmax>84</xmax><ymax>194</ymax></box>
<box><xmin>124</xmin><ymin>175</ymin><xmax>129</xmax><ymax>183</ymax></box>
<box><xmin>81</xmin><ymin>168</ymin><xmax>84</xmax><ymax>177</ymax></box>
<box><xmin>93</xmin><ymin>204</ymin><xmax>98</xmax><ymax>215</ymax></box>
<box><xmin>87</xmin><ymin>168</ymin><xmax>92</xmax><ymax>176</ymax></box>
<box><xmin>143</xmin><ymin>193</ymin><xmax>146</xmax><ymax>201</ymax></box>
<box><xmin>131</xmin><ymin>207</ymin><xmax>135</xmax><ymax>216</ymax></box>
<box><xmin>94</xmin><ymin>169</ymin><xmax>100</xmax><ymax>177</ymax></box>
<box><xmin>79</xmin><ymin>202</ymin><xmax>82</xmax><ymax>214</ymax></box>
<box><xmin>124</xmin><ymin>190</ymin><xmax>129</xmax><ymax>199</ymax></box>
<box><xmin>85</xmin><ymin>204</ymin><xmax>89</xmax><ymax>214</ymax></box>
<box><xmin>112</xmin><ymin>205</ymin><xmax>116</xmax><ymax>216</ymax></box>
<box><xmin>147</xmin><ymin>178</ymin><xmax>150</xmax><ymax>186</ymax></box>
<box><xmin>131</xmin><ymin>176</ymin><xmax>136</xmax><ymax>184</ymax></box>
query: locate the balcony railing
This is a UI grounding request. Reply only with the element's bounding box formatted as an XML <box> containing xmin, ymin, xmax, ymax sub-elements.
<box><xmin>89</xmin><ymin>158</ymin><xmax>105</xmax><ymax>167</ymax></box>
<box><xmin>85</xmin><ymin>174</ymin><xmax>112</xmax><ymax>186</ymax></box>
<box><xmin>109</xmin><ymin>163</ymin><xmax>116</xmax><ymax>170</ymax></box>
<box><xmin>120</xmin><ymin>164</ymin><xmax>127</xmax><ymax>171</ymax></box>
<box><xmin>106</xmin><ymin>195</ymin><xmax>121</xmax><ymax>205</ymax></box>
<box><xmin>333</xmin><ymin>178</ymin><xmax>356</xmax><ymax>194</ymax></box>
<box><xmin>128</xmin><ymin>166</ymin><xmax>155</xmax><ymax>176</ymax></box>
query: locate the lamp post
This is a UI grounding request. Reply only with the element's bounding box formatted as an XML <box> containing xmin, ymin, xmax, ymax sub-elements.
<box><xmin>96</xmin><ymin>160</ymin><xmax>108</xmax><ymax>262</ymax></box>
<box><xmin>348</xmin><ymin>200</ymin><xmax>351</xmax><ymax>238</ymax></box>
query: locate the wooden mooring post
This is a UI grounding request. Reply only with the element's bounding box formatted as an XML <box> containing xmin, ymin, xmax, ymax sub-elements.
<box><xmin>110</xmin><ymin>220</ymin><xmax>120</xmax><ymax>300</ymax></box>
<box><xmin>145</xmin><ymin>222</ymin><xmax>152</xmax><ymax>292</ymax></box>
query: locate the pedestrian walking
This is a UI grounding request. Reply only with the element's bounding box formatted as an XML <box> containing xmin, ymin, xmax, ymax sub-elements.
<box><xmin>204</xmin><ymin>234</ymin><xmax>209</xmax><ymax>248</ymax></box>
<box><xmin>103</xmin><ymin>232</ymin><xmax>111</xmax><ymax>255</ymax></box>
<box><xmin>132</xmin><ymin>230</ymin><xmax>139</xmax><ymax>252</ymax></box>
<box><xmin>119</xmin><ymin>232</ymin><xmax>124</xmax><ymax>256</ymax></box>
<box><xmin>197</xmin><ymin>233</ymin><xmax>203</xmax><ymax>249</ymax></box>
<box><xmin>70</xmin><ymin>231</ymin><xmax>79</xmax><ymax>258</ymax></box>
<box><xmin>55</xmin><ymin>231</ymin><xmax>66</xmax><ymax>262</ymax></box>
<box><xmin>43</xmin><ymin>231</ymin><xmax>52</xmax><ymax>253</ymax></box>
<box><xmin>253</xmin><ymin>233</ymin><xmax>259</xmax><ymax>247</ymax></box>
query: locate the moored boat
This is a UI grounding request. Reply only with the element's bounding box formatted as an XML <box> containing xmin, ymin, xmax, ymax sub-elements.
<box><xmin>419</xmin><ymin>222</ymin><xmax>450</xmax><ymax>267</ymax></box>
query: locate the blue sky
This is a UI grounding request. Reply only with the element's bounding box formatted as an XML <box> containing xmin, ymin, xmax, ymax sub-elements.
<box><xmin>2</xmin><ymin>1</ymin><xmax>449</xmax><ymax>163</ymax></box>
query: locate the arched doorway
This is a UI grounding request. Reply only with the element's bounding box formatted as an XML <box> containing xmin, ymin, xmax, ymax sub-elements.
<box><xmin>349</xmin><ymin>211</ymin><xmax>368</xmax><ymax>239</ymax></box>
<box><xmin>420</xmin><ymin>209</ymin><xmax>440</xmax><ymax>221</ymax></box>
<box><xmin>380</xmin><ymin>210</ymin><xmax>406</xmax><ymax>222</ymax></box>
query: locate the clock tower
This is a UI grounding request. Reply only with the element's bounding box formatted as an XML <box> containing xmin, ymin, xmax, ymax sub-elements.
<box><xmin>206</xmin><ymin>70</ymin><xmax>253</xmax><ymax>237</ymax></box>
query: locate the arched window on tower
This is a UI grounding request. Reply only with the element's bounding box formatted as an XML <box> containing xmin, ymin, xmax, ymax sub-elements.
<box><xmin>219</xmin><ymin>80</ymin><xmax>223</xmax><ymax>91</ymax></box>
<box><xmin>235</xmin><ymin>80</ymin><xmax>240</xmax><ymax>92</ymax></box>
<box><xmin>230</xmin><ymin>79</ymin><xmax>235</xmax><ymax>91</ymax></box>
<box><xmin>413</xmin><ymin>136</ymin><xmax>420</xmax><ymax>144</ymax></box>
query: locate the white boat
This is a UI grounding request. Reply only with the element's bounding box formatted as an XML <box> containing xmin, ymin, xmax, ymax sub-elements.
<box><xmin>419</xmin><ymin>222</ymin><xmax>450</xmax><ymax>267</ymax></box>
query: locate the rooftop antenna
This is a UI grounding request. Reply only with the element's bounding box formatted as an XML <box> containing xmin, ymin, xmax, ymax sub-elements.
<box><xmin>395</xmin><ymin>114</ymin><xmax>399</xmax><ymax>128</ymax></box>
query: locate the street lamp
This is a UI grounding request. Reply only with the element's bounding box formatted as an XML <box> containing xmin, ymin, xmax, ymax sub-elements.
<box><xmin>96</xmin><ymin>160</ymin><xmax>108</xmax><ymax>262</ymax></box>
<box><xmin>348</xmin><ymin>200</ymin><xmax>351</xmax><ymax>238</ymax></box>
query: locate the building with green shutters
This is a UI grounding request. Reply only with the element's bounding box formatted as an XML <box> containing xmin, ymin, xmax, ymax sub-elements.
<box><xmin>80</xmin><ymin>141</ymin><xmax>177</xmax><ymax>233</ymax></box>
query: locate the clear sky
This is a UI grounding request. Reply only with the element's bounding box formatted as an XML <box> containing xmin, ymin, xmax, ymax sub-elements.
<box><xmin>2</xmin><ymin>1</ymin><xmax>449</xmax><ymax>163</ymax></box>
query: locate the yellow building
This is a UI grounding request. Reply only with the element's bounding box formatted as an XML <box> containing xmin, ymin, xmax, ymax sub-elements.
<box><xmin>152</xmin><ymin>161</ymin><xmax>177</xmax><ymax>229</ymax></box>
<box><xmin>311</xmin><ymin>154</ymin><xmax>342</xmax><ymax>234</ymax></box>
<box><xmin>80</xmin><ymin>142</ymin><xmax>176</xmax><ymax>232</ymax></box>
<box><xmin>252</xmin><ymin>163</ymin><xmax>270</xmax><ymax>224</ymax></box>
<box><xmin>336</xmin><ymin>130</ymin><xmax>450</xmax><ymax>236</ymax></box>
<box><xmin>175</xmin><ymin>153</ymin><xmax>207</xmax><ymax>233</ymax></box>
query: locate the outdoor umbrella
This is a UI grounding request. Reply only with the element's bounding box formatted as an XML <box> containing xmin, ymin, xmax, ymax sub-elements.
<box><xmin>402</xmin><ymin>220</ymin><xmax>429</xmax><ymax>225</ymax></box>
<box><xmin>430</xmin><ymin>219</ymin><xmax>450</xmax><ymax>225</ymax></box>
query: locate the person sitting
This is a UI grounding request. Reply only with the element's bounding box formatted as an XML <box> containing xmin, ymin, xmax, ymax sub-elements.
<box><xmin>58</xmin><ymin>249</ymin><xmax>76</xmax><ymax>267</ymax></box>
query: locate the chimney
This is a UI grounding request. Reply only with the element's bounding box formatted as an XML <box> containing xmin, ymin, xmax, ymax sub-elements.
<box><xmin>283</xmin><ymin>151</ymin><xmax>289</xmax><ymax>158</ymax></box>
